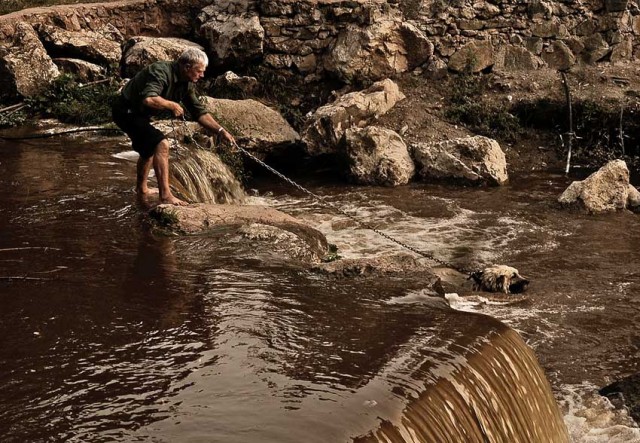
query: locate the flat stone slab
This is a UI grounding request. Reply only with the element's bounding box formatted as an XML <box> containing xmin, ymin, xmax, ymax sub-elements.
<box><xmin>149</xmin><ymin>203</ymin><xmax>329</xmax><ymax>262</ymax></box>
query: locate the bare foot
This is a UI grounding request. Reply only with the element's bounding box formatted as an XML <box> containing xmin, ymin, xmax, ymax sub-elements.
<box><xmin>161</xmin><ymin>195</ymin><xmax>188</xmax><ymax>206</ymax></box>
<box><xmin>136</xmin><ymin>186</ymin><xmax>159</xmax><ymax>196</ymax></box>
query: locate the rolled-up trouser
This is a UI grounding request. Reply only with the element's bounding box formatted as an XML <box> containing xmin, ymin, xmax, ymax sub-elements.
<box><xmin>112</xmin><ymin>96</ymin><xmax>165</xmax><ymax>159</ymax></box>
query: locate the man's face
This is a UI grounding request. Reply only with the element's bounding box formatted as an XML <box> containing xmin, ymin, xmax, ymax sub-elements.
<box><xmin>185</xmin><ymin>62</ymin><xmax>206</xmax><ymax>82</ymax></box>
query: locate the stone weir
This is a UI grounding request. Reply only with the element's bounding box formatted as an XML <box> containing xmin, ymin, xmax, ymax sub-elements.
<box><xmin>354</xmin><ymin>314</ymin><xmax>570</xmax><ymax>443</ymax></box>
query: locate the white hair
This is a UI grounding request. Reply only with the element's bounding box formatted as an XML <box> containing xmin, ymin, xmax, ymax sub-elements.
<box><xmin>178</xmin><ymin>48</ymin><xmax>208</xmax><ymax>68</ymax></box>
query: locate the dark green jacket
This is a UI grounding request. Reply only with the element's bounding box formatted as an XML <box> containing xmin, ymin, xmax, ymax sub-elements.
<box><xmin>121</xmin><ymin>61</ymin><xmax>208</xmax><ymax>120</ymax></box>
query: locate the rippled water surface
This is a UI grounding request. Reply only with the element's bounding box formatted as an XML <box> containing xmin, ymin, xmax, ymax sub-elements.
<box><xmin>1</xmin><ymin>132</ymin><xmax>640</xmax><ymax>441</ymax></box>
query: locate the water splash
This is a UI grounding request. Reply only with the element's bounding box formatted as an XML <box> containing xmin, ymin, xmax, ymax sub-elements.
<box><xmin>170</xmin><ymin>145</ymin><xmax>246</xmax><ymax>204</ymax></box>
<box><xmin>560</xmin><ymin>383</ymin><xmax>640</xmax><ymax>443</ymax></box>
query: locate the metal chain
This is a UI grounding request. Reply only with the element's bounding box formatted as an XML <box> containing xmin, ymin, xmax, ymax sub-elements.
<box><xmin>175</xmin><ymin>118</ymin><xmax>475</xmax><ymax>275</ymax></box>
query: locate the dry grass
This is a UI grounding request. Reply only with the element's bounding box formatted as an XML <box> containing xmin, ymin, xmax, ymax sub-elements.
<box><xmin>0</xmin><ymin>0</ymin><xmax>117</xmax><ymax>15</ymax></box>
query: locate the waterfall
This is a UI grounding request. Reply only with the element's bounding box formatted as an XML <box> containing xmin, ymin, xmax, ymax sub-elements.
<box><xmin>169</xmin><ymin>145</ymin><xmax>246</xmax><ymax>204</ymax></box>
<box><xmin>355</xmin><ymin>325</ymin><xmax>569</xmax><ymax>443</ymax></box>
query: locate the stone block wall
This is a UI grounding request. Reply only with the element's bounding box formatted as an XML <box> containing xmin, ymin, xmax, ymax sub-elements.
<box><xmin>0</xmin><ymin>0</ymin><xmax>210</xmax><ymax>42</ymax></box>
<box><xmin>1</xmin><ymin>0</ymin><xmax>639</xmax><ymax>99</ymax></box>
<box><xmin>402</xmin><ymin>0</ymin><xmax>638</xmax><ymax>71</ymax></box>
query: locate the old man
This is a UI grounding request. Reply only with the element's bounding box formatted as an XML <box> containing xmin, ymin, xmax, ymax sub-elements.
<box><xmin>112</xmin><ymin>48</ymin><xmax>234</xmax><ymax>206</ymax></box>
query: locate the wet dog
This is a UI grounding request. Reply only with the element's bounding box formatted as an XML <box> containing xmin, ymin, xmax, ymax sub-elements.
<box><xmin>469</xmin><ymin>265</ymin><xmax>529</xmax><ymax>294</ymax></box>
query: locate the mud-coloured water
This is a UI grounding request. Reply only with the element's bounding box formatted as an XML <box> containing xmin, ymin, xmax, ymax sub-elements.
<box><xmin>1</xmin><ymin>132</ymin><xmax>639</xmax><ymax>441</ymax></box>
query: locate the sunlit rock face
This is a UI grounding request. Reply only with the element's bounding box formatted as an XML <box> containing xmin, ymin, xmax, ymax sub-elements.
<box><xmin>559</xmin><ymin>159</ymin><xmax>636</xmax><ymax>213</ymax></box>
<box><xmin>342</xmin><ymin>126</ymin><xmax>415</xmax><ymax>187</ymax></box>
<box><xmin>302</xmin><ymin>79</ymin><xmax>405</xmax><ymax>156</ymax></box>
<box><xmin>412</xmin><ymin>136</ymin><xmax>509</xmax><ymax>186</ymax></box>
<box><xmin>0</xmin><ymin>22</ymin><xmax>59</xmax><ymax>101</ymax></box>
<box><xmin>120</xmin><ymin>36</ymin><xmax>204</xmax><ymax>78</ymax></box>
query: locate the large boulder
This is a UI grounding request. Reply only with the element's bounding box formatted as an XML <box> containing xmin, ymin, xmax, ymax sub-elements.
<box><xmin>197</xmin><ymin>2</ymin><xmax>264</xmax><ymax>67</ymax></box>
<box><xmin>411</xmin><ymin>136</ymin><xmax>509</xmax><ymax>186</ymax></box>
<box><xmin>202</xmin><ymin>96</ymin><xmax>300</xmax><ymax>156</ymax></box>
<box><xmin>558</xmin><ymin>160</ymin><xmax>638</xmax><ymax>213</ymax></box>
<box><xmin>324</xmin><ymin>17</ymin><xmax>432</xmax><ymax>84</ymax></box>
<box><xmin>0</xmin><ymin>22</ymin><xmax>60</xmax><ymax>100</ymax></box>
<box><xmin>53</xmin><ymin>58</ymin><xmax>105</xmax><ymax>82</ymax></box>
<box><xmin>120</xmin><ymin>37</ymin><xmax>205</xmax><ymax>78</ymax></box>
<box><xmin>302</xmin><ymin>79</ymin><xmax>405</xmax><ymax>156</ymax></box>
<box><xmin>342</xmin><ymin>126</ymin><xmax>415</xmax><ymax>186</ymax></box>
<box><xmin>37</xmin><ymin>23</ymin><xmax>122</xmax><ymax>66</ymax></box>
<box><xmin>149</xmin><ymin>203</ymin><xmax>329</xmax><ymax>263</ymax></box>
<box><xmin>448</xmin><ymin>41</ymin><xmax>495</xmax><ymax>73</ymax></box>
<box><xmin>541</xmin><ymin>40</ymin><xmax>576</xmax><ymax>71</ymax></box>
<box><xmin>495</xmin><ymin>45</ymin><xmax>544</xmax><ymax>71</ymax></box>
<box><xmin>212</xmin><ymin>71</ymin><xmax>259</xmax><ymax>96</ymax></box>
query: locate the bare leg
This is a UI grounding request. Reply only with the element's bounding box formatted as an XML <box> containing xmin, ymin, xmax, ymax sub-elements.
<box><xmin>136</xmin><ymin>155</ymin><xmax>157</xmax><ymax>195</ymax></box>
<box><xmin>153</xmin><ymin>139</ymin><xmax>187</xmax><ymax>206</ymax></box>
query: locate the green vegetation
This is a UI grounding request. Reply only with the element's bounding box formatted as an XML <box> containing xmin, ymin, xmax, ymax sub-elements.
<box><xmin>321</xmin><ymin>243</ymin><xmax>341</xmax><ymax>263</ymax></box>
<box><xmin>513</xmin><ymin>97</ymin><xmax>640</xmax><ymax>164</ymax></box>
<box><xmin>443</xmin><ymin>71</ymin><xmax>640</xmax><ymax>166</ymax></box>
<box><xmin>26</xmin><ymin>75</ymin><xmax>119</xmax><ymax>124</ymax></box>
<box><xmin>246</xmin><ymin>66</ymin><xmax>340</xmax><ymax>130</ymax></box>
<box><xmin>444</xmin><ymin>72</ymin><xmax>523</xmax><ymax>142</ymax></box>
<box><xmin>1</xmin><ymin>75</ymin><xmax>119</xmax><ymax>129</ymax></box>
<box><xmin>0</xmin><ymin>0</ymin><xmax>115</xmax><ymax>15</ymax></box>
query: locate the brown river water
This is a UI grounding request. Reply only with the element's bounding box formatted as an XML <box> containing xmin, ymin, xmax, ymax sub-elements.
<box><xmin>1</xmin><ymin>128</ymin><xmax>639</xmax><ymax>442</ymax></box>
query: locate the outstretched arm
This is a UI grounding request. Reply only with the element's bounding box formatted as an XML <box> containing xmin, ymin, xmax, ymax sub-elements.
<box><xmin>198</xmin><ymin>113</ymin><xmax>236</xmax><ymax>145</ymax></box>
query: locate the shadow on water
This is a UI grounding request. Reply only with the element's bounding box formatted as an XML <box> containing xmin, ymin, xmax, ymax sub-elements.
<box><xmin>4</xmin><ymin>132</ymin><xmax>638</xmax><ymax>441</ymax></box>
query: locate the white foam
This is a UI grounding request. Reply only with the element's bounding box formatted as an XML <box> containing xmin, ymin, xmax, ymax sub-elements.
<box><xmin>559</xmin><ymin>383</ymin><xmax>640</xmax><ymax>442</ymax></box>
<box><xmin>265</xmin><ymin>193</ymin><xmax>538</xmax><ymax>263</ymax></box>
<box><xmin>112</xmin><ymin>150</ymin><xmax>139</xmax><ymax>162</ymax></box>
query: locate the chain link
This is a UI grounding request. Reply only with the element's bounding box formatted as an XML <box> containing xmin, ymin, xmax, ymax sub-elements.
<box><xmin>175</xmin><ymin>118</ymin><xmax>475</xmax><ymax>275</ymax></box>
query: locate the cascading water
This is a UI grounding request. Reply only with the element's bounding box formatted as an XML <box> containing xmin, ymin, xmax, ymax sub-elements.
<box><xmin>2</xmin><ymin>132</ymin><xmax>635</xmax><ymax>443</ymax></box>
<box><xmin>170</xmin><ymin>145</ymin><xmax>246</xmax><ymax>204</ymax></box>
<box><xmin>355</xmin><ymin>324</ymin><xmax>569</xmax><ymax>442</ymax></box>
<box><xmin>165</xmin><ymin>145</ymin><xmax>569</xmax><ymax>443</ymax></box>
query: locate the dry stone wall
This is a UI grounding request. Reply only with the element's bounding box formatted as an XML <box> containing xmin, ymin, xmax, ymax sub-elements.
<box><xmin>1</xmin><ymin>0</ymin><xmax>640</xmax><ymax>100</ymax></box>
<box><xmin>404</xmin><ymin>0</ymin><xmax>639</xmax><ymax>72</ymax></box>
<box><xmin>0</xmin><ymin>0</ymin><xmax>210</xmax><ymax>41</ymax></box>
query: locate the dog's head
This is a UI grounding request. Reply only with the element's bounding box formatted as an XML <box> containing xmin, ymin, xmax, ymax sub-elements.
<box><xmin>469</xmin><ymin>265</ymin><xmax>530</xmax><ymax>294</ymax></box>
<box><xmin>506</xmin><ymin>270</ymin><xmax>529</xmax><ymax>294</ymax></box>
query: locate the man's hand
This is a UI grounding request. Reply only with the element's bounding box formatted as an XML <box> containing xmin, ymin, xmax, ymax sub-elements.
<box><xmin>168</xmin><ymin>101</ymin><xmax>184</xmax><ymax>118</ymax></box>
<box><xmin>197</xmin><ymin>114</ymin><xmax>237</xmax><ymax>148</ymax></box>
<box><xmin>219</xmin><ymin>128</ymin><xmax>236</xmax><ymax>146</ymax></box>
<box><xmin>142</xmin><ymin>96</ymin><xmax>184</xmax><ymax>118</ymax></box>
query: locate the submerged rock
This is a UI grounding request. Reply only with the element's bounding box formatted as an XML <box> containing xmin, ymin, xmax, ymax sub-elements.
<box><xmin>149</xmin><ymin>203</ymin><xmax>329</xmax><ymax>262</ymax></box>
<box><xmin>600</xmin><ymin>373</ymin><xmax>640</xmax><ymax>423</ymax></box>
<box><xmin>313</xmin><ymin>253</ymin><xmax>442</xmax><ymax>288</ymax></box>
<box><xmin>558</xmin><ymin>159</ymin><xmax>637</xmax><ymax>213</ymax></box>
